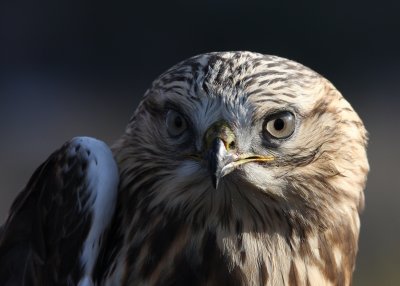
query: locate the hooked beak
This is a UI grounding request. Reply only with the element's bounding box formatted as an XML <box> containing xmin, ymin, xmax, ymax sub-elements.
<box><xmin>203</xmin><ymin>121</ymin><xmax>274</xmax><ymax>189</ymax></box>
<box><xmin>207</xmin><ymin>137</ymin><xmax>234</xmax><ymax>189</ymax></box>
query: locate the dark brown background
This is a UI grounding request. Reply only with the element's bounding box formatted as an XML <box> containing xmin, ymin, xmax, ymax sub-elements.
<box><xmin>0</xmin><ymin>1</ymin><xmax>399</xmax><ymax>285</ymax></box>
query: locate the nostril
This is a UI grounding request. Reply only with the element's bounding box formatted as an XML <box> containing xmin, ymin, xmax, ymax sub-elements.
<box><xmin>204</xmin><ymin>120</ymin><xmax>236</xmax><ymax>151</ymax></box>
<box><xmin>228</xmin><ymin>141</ymin><xmax>236</xmax><ymax>150</ymax></box>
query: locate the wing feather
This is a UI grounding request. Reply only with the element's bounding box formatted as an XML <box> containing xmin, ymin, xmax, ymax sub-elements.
<box><xmin>0</xmin><ymin>137</ymin><xmax>119</xmax><ymax>285</ymax></box>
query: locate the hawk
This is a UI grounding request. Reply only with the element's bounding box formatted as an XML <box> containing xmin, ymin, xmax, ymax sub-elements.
<box><xmin>0</xmin><ymin>52</ymin><xmax>369</xmax><ymax>285</ymax></box>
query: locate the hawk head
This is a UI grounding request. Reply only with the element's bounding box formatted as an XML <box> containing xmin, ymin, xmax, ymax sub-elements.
<box><xmin>112</xmin><ymin>51</ymin><xmax>369</xmax><ymax>284</ymax></box>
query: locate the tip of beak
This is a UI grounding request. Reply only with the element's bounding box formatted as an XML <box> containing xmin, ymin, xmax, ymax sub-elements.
<box><xmin>211</xmin><ymin>174</ymin><xmax>220</xmax><ymax>189</ymax></box>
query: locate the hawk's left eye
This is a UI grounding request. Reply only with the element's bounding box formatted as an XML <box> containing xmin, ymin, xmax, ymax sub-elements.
<box><xmin>263</xmin><ymin>111</ymin><xmax>295</xmax><ymax>139</ymax></box>
<box><xmin>166</xmin><ymin>110</ymin><xmax>188</xmax><ymax>137</ymax></box>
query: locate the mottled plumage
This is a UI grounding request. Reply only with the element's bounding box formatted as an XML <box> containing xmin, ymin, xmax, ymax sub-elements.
<box><xmin>0</xmin><ymin>52</ymin><xmax>369</xmax><ymax>286</ymax></box>
<box><xmin>0</xmin><ymin>137</ymin><xmax>118</xmax><ymax>285</ymax></box>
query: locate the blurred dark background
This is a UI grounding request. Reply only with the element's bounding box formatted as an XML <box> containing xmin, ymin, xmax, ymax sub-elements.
<box><xmin>0</xmin><ymin>1</ymin><xmax>399</xmax><ymax>285</ymax></box>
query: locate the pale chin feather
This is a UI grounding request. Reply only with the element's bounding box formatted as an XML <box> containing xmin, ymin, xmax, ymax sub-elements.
<box><xmin>240</xmin><ymin>163</ymin><xmax>286</xmax><ymax>197</ymax></box>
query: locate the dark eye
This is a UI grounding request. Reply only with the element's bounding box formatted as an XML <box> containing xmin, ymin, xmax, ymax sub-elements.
<box><xmin>263</xmin><ymin>112</ymin><xmax>295</xmax><ymax>139</ymax></box>
<box><xmin>166</xmin><ymin>110</ymin><xmax>188</xmax><ymax>137</ymax></box>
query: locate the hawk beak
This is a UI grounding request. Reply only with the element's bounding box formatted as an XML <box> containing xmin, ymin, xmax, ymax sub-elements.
<box><xmin>206</xmin><ymin>137</ymin><xmax>234</xmax><ymax>189</ymax></box>
<box><xmin>204</xmin><ymin>121</ymin><xmax>274</xmax><ymax>189</ymax></box>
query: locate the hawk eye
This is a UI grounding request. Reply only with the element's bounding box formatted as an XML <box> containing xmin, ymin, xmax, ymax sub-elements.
<box><xmin>166</xmin><ymin>110</ymin><xmax>188</xmax><ymax>137</ymax></box>
<box><xmin>263</xmin><ymin>111</ymin><xmax>295</xmax><ymax>139</ymax></box>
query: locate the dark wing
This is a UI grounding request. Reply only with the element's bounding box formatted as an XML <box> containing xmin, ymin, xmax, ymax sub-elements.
<box><xmin>0</xmin><ymin>137</ymin><xmax>119</xmax><ymax>286</ymax></box>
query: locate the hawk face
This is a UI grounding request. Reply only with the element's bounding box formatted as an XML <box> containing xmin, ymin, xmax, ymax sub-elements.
<box><xmin>117</xmin><ymin>52</ymin><xmax>367</xmax><ymax>230</ymax></box>
<box><xmin>112</xmin><ymin>52</ymin><xmax>368</xmax><ymax>285</ymax></box>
